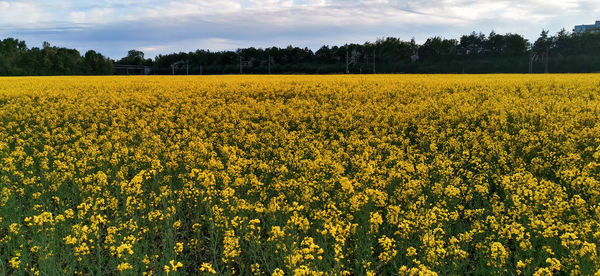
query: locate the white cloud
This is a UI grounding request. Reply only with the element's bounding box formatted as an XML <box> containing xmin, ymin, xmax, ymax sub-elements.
<box><xmin>2</xmin><ymin>0</ymin><xmax>595</xmax><ymax>30</ymax></box>
<box><xmin>69</xmin><ymin>8</ymin><xmax>115</xmax><ymax>24</ymax></box>
<box><xmin>0</xmin><ymin>1</ymin><xmax>50</xmax><ymax>27</ymax></box>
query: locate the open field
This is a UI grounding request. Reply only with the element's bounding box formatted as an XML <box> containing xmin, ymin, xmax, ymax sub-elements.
<box><xmin>1</xmin><ymin>75</ymin><xmax>600</xmax><ymax>275</ymax></box>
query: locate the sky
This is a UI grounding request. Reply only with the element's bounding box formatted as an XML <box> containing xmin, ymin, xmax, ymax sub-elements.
<box><xmin>1</xmin><ymin>0</ymin><xmax>599</xmax><ymax>59</ymax></box>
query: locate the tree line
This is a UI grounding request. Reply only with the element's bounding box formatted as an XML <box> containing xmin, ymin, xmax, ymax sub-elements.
<box><xmin>2</xmin><ymin>29</ymin><xmax>600</xmax><ymax>75</ymax></box>
<box><xmin>0</xmin><ymin>39</ymin><xmax>113</xmax><ymax>75</ymax></box>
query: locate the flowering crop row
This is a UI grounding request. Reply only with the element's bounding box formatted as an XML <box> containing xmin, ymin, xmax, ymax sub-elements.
<box><xmin>0</xmin><ymin>75</ymin><xmax>599</xmax><ymax>275</ymax></box>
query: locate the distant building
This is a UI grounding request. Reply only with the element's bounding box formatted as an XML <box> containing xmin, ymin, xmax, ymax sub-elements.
<box><xmin>574</xmin><ymin>21</ymin><xmax>600</xmax><ymax>33</ymax></box>
<box><xmin>113</xmin><ymin>64</ymin><xmax>152</xmax><ymax>75</ymax></box>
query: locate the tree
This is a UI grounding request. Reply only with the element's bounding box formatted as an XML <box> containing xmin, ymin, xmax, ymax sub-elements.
<box><xmin>533</xmin><ymin>30</ymin><xmax>552</xmax><ymax>73</ymax></box>
<box><xmin>486</xmin><ymin>31</ymin><xmax>505</xmax><ymax>56</ymax></box>
<box><xmin>85</xmin><ymin>50</ymin><xmax>113</xmax><ymax>75</ymax></box>
<box><xmin>533</xmin><ymin>30</ymin><xmax>552</xmax><ymax>53</ymax></box>
<box><xmin>503</xmin><ymin>34</ymin><xmax>528</xmax><ymax>56</ymax></box>
<box><xmin>459</xmin><ymin>32</ymin><xmax>486</xmax><ymax>56</ymax></box>
<box><xmin>419</xmin><ymin>37</ymin><xmax>458</xmax><ymax>62</ymax></box>
<box><xmin>117</xmin><ymin>50</ymin><xmax>150</xmax><ymax>66</ymax></box>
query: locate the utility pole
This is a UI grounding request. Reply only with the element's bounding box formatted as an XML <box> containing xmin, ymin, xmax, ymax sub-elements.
<box><xmin>268</xmin><ymin>54</ymin><xmax>271</xmax><ymax>74</ymax></box>
<box><xmin>373</xmin><ymin>47</ymin><xmax>376</xmax><ymax>74</ymax></box>
<box><xmin>529</xmin><ymin>51</ymin><xmax>536</xmax><ymax>73</ymax></box>
<box><xmin>239</xmin><ymin>55</ymin><xmax>243</xmax><ymax>74</ymax></box>
<box><xmin>200</xmin><ymin>65</ymin><xmax>203</xmax><ymax>75</ymax></box>
<box><xmin>171</xmin><ymin>64</ymin><xmax>174</xmax><ymax>75</ymax></box>
<box><xmin>345</xmin><ymin>44</ymin><xmax>349</xmax><ymax>74</ymax></box>
<box><xmin>186</xmin><ymin>63</ymin><xmax>189</xmax><ymax>75</ymax></box>
<box><xmin>544</xmin><ymin>48</ymin><xmax>549</xmax><ymax>73</ymax></box>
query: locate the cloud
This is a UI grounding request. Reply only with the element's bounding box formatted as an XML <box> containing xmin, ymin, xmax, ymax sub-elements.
<box><xmin>1</xmin><ymin>0</ymin><xmax>599</xmax><ymax>58</ymax></box>
<box><xmin>69</xmin><ymin>8</ymin><xmax>115</xmax><ymax>24</ymax></box>
<box><xmin>0</xmin><ymin>1</ymin><xmax>51</xmax><ymax>27</ymax></box>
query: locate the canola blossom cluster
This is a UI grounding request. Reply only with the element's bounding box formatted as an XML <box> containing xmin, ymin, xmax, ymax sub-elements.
<box><xmin>1</xmin><ymin>75</ymin><xmax>600</xmax><ymax>275</ymax></box>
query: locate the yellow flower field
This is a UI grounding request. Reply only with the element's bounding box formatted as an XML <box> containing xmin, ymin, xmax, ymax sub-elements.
<box><xmin>1</xmin><ymin>75</ymin><xmax>599</xmax><ymax>275</ymax></box>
